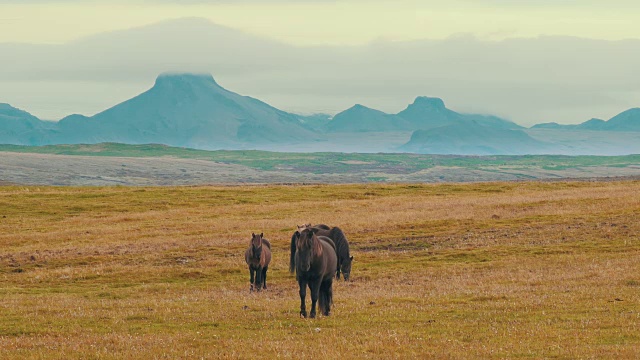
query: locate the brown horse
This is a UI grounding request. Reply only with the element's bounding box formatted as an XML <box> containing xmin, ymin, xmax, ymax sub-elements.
<box><xmin>245</xmin><ymin>232</ymin><xmax>271</xmax><ymax>292</ymax></box>
<box><xmin>290</xmin><ymin>227</ymin><xmax>337</xmax><ymax>318</ymax></box>
<box><xmin>299</xmin><ymin>224</ymin><xmax>353</xmax><ymax>281</ymax></box>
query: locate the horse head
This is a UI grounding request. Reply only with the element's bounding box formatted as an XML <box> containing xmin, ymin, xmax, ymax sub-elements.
<box><xmin>251</xmin><ymin>232</ymin><xmax>264</xmax><ymax>260</ymax></box>
<box><xmin>296</xmin><ymin>228</ymin><xmax>322</xmax><ymax>272</ymax></box>
<box><xmin>341</xmin><ymin>256</ymin><xmax>354</xmax><ymax>281</ymax></box>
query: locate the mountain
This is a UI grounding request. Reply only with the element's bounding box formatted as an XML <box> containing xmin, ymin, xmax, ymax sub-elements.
<box><xmin>396</xmin><ymin>97</ymin><xmax>464</xmax><ymax>130</ymax></box>
<box><xmin>53</xmin><ymin>73</ymin><xmax>316</xmax><ymax>148</ymax></box>
<box><xmin>579</xmin><ymin>118</ymin><xmax>608</xmax><ymax>130</ymax></box>
<box><xmin>0</xmin><ymin>103</ymin><xmax>56</xmax><ymax>145</ymax></box>
<box><xmin>326</xmin><ymin>96</ymin><xmax>521</xmax><ymax>133</ymax></box>
<box><xmin>394</xmin><ymin>98</ymin><xmax>543</xmax><ymax>155</ymax></box>
<box><xmin>606</xmin><ymin>108</ymin><xmax>640</xmax><ymax>131</ymax></box>
<box><xmin>326</xmin><ymin>104</ymin><xmax>408</xmax><ymax>132</ymax></box>
<box><xmin>400</xmin><ymin>121</ymin><xmax>547</xmax><ymax>155</ymax></box>
<box><xmin>1</xmin><ymin>71</ymin><xmax>638</xmax><ymax>155</ymax></box>
<box><xmin>532</xmin><ymin>108</ymin><xmax>640</xmax><ymax>131</ymax></box>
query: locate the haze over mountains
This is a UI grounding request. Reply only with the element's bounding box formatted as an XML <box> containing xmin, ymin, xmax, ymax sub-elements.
<box><xmin>2</xmin><ymin>72</ymin><xmax>640</xmax><ymax>155</ymax></box>
<box><xmin>2</xmin><ymin>17</ymin><xmax>640</xmax><ymax>126</ymax></box>
<box><xmin>533</xmin><ymin>108</ymin><xmax>640</xmax><ymax>132</ymax></box>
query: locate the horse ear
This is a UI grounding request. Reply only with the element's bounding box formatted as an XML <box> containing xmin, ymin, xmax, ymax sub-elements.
<box><xmin>350</xmin><ymin>256</ymin><xmax>354</xmax><ymax>261</ymax></box>
<box><xmin>252</xmin><ymin>232</ymin><xmax>255</xmax><ymax>237</ymax></box>
<box><xmin>260</xmin><ymin>232</ymin><xmax>263</xmax><ymax>238</ymax></box>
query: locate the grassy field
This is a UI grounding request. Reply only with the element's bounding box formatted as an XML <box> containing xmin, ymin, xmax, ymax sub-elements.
<box><xmin>1</xmin><ymin>181</ymin><xmax>640</xmax><ymax>358</ymax></box>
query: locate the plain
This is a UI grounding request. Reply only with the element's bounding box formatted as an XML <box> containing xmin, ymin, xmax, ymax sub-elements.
<box><xmin>1</xmin><ymin>181</ymin><xmax>639</xmax><ymax>358</ymax></box>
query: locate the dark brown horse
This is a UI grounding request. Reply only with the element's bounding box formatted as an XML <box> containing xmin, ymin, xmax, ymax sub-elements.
<box><xmin>289</xmin><ymin>228</ymin><xmax>337</xmax><ymax>318</ymax></box>
<box><xmin>245</xmin><ymin>232</ymin><xmax>271</xmax><ymax>292</ymax></box>
<box><xmin>301</xmin><ymin>224</ymin><xmax>353</xmax><ymax>281</ymax></box>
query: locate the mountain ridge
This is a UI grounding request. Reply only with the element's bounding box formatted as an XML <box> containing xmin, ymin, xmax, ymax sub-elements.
<box><xmin>1</xmin><ymin>72</ymin><xmax>640</xmax><ymax>155</ymax></box>
<box><xmin>531</xmin><ymin>108</ymin><xmax>640</xmax><ymax>131</ymax></box>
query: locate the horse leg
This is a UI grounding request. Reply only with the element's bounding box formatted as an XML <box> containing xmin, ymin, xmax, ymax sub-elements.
<box><xmin>262</xmin><ymin>267</ymin><xmax>268</xmax><ymax>290</ymax></box>
<box><xmin>249</xmin><ymin>267</ymin><xmax>255</xmax><ymax>292</ymax></box>
<box><xmin>336</xmin><ymin>259</ymin><xmax>341</xmax><ymax>280</ymax></box>
<box><xmin>299</xmin><ymin>280</ymin><xmax>307</xmax><ymax>318</ymax></box>
<box><xmin>319</xmin><ymin>279</ymin><xmax>333</xmax><ymax>316</ymax></box>
<box><xmin>309</xmin><ymin>279</ymin><xmax>322</xmax><ymax>319</ymax></box>
<box><xmin>255</xmin><ymin>266</ymin><xmax>262</xmax><ymax>292</ymax></box>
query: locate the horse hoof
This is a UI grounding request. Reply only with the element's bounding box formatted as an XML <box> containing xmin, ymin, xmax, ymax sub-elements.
<box><xmin>300</xmin><ymin>312</ymin><xmax>307</xmax><ymax>318</ymax></box>
<box><xmin>310</xmin><ymin>313</ymin><xmax>316</xmax><ymax>319</ymax></box>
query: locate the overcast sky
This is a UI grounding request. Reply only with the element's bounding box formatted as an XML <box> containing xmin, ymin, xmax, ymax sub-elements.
<box><xmin>3</xmin><ymin>0</ymin><xmax>640</xmax><ymax>45</ymax></box>
<box><xmin>1</xmin><ymin>0</ymin><xmax>639</xmax><ymax>125</ymax></box>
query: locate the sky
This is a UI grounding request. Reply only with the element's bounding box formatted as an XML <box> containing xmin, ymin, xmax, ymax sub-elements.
<box><xmin>1</xmin><ymin>0</ymin><xmax>639</xmax><ymax>125</ymax></box>
<box><xmin>2</xmin><ymin>0</ymin><xmax>640</xmax><ymax>45</ymax></box>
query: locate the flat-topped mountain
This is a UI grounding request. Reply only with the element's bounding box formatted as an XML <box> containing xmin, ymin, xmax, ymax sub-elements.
<box><xmin>396</xmin><ymin>96</ymin><xmax>464</xmax><ymax>130</ymax></box>
<box><xmin>52</xmin><ymin>73</ymin><xmax>316</xmax><ymax>148</ymax></box>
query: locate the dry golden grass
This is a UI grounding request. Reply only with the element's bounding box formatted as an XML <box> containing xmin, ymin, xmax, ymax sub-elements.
<box><xmin>1</xmin><ymin>181</ymin><xmax>640</xmax><ymax>359</ymax></box>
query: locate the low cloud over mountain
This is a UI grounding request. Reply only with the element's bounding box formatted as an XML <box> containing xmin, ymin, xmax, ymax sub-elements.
<box><xmin>1</xmin><ymin>18</ymin><xmax>639</xmax><ymax>125</ymax></box>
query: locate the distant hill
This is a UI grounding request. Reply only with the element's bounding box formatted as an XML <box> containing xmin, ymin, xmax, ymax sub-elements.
<box><xmin>0</xmin><ymin>103</ymin><xmax>56</xmax><ymax>145</ymax></box>
<box><xmin>400</xmin><ymin>121</ymin><xmax>547</xmax><ymax>155</ymax></box>
<box><xmin>326</xmin><ymin>104</ymin><xmax>407</xmax><ymax>132</ymax></box>
<box><xmin>532</xmin><ymin>108</ymin><xmax>640</xmax><ymax>131</ymax></box>
<box><xmin>606</xmin><ymin>108</ymin><xmax>640</xmax><ymax>131</ymax></box>
<box><xmin>325</xmin><ymin>96</ymin><xmax>521</xmax><ymax>133</ymax></box>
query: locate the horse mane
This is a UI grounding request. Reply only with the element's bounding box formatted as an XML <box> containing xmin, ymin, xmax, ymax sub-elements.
<box><xmin>312</xmin><ymin>231</ymin><xmax>323</xmax><ymax>257</ymax></box>
<box><xmin>314</xmin><ymin>224</ymin><xmax>331</xmax><ymax>230</ymax></box>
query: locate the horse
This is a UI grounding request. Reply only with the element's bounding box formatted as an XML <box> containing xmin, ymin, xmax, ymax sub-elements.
<box><xmin>289</xmin><ymin>227</ymin><xmax>337</xmax><ymax>318</ymax></box>
<box><xmin>244</xmin><ymin>232</ymin><xmax>271</xmax><ymax>292</ymax></box>
<box><xmin>300</xmin><ymin>224</ymin><xmax>353</xmax><ymax>281</ymax></box>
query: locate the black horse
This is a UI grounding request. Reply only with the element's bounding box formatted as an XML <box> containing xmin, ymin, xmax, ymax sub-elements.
<box><xmin>301</xmin><ymin>224</ymin><xmax>353</xmax><ymax>281</ymax></box>
<box><xmin>290</xmin><ymin>228</ymin><xmax>337</xmax><ymax>318</ymax></box>
<box><xmin>245</xmin><ymin>233</ymin><xmax>271</xmax><ymax>292</ymax></box>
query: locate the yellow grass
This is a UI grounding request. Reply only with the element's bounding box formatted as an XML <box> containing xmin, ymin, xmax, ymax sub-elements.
<box><xmin>1</xmin><ymin>181</ymin><xmax>640</xmax><ymax>359</ymax></box>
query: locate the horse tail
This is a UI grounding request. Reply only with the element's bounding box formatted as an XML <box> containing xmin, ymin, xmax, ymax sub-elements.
<box><xmin>319</xmin><ymin>279</ymin><xmax>333</xmax><ymax>316</ymax></box>
<box><xmin>262</xmin><ymin>238</ymin><xmax>272</xmax><ymax>250</ymax></box>
<box><xmin>329</xmin><ymin>226</ymin><xmax>351</xmax><ymax>260</ymax></box>
<box><xmin>289</xmin><ymin>232</ymin><xmax>298</xmax><ymax>273</ymax></box>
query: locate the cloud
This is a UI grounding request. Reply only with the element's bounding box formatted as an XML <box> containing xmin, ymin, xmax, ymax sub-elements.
<box><xmin>0</xmin><ymin>18</ymin><xmax>638</xmax><ymax>125</ymax></box>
